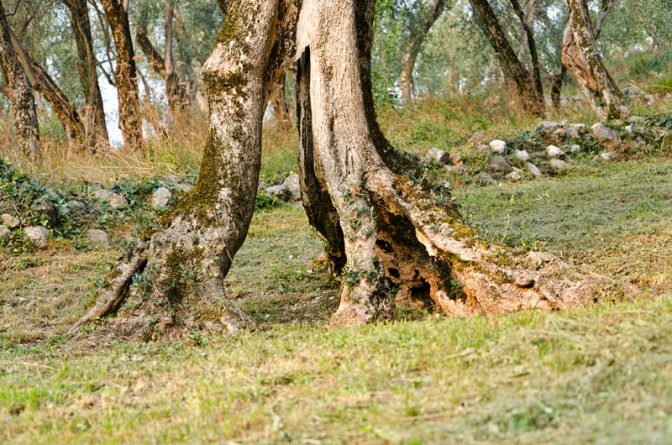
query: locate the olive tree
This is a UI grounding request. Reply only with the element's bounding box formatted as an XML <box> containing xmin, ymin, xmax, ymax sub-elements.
<box><xmin>73</xmin><ymin>0</ymin><xmax>611</xmax><ymax>339</ymax></box>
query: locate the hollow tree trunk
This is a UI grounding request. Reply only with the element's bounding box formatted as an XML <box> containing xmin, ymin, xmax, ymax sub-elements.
<box><xmin>561</xmin><ymin>0</ymin><xmax>628</xmax><ymax>120</ymax></box>
<box><xmin>100</xmin><ymin>0</ymin><xmax>144</xmax><ymax>149</ymax></box>
<box><xmin>399</xmin><ymin>0</ymin><xmax>448</xmax><ymax>104</ymax></box>
<box><xmin>0</xmin><ymin>2</ymin><xmax>40</xmax><ymax>160</ymax></box>
<box><xmin>71</xmin><ymin>0</ymin><xmax>298</xmax><ymax>339</ymax></box>
<box><xmin>64</xmin><ymin>0</ymin><xmax>109</xmax><ymax>151</ymax></box>
<box><xmin>73</xmin><ymin>0</ymin><xmax>615</xmax><ymax>339</ymax></box>
<box><xmin>297</xmin><ymin>0</ymin><xmax>609</xmax><ymax>324</ymax></box>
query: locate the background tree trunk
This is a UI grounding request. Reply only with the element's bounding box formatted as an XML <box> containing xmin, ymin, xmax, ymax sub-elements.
<box><xmin>509</xmin><ymin>0</ymin><xmax>544</xmax><ymax>106</ymax></box>
<box><xmin>399</xmin><ymin>0</ymin><xmax>448</xmax><ymax>104</ymax></box>
<box><xmin>0</xmin><ymin>2</ymin><xmax>40</xmax><ymax>160</ymax></box>
<box><xmin>561</xmin><ymin>0</ymin><xmax>628</xmax><ymax>120</ymax></box>
<box><xmin>269</xmin><ymin>75</ymin><xmax>290</xmax><ymax>123</ymax></box>
<box><xmin>469</xmin><ymin>0</ymin><xmax>545</xmax><ymax>116</ymax></box>
<box><xmin>64</xmin><ymin>0</ymin><xmax>109</xmax><ymax>151</ymax></box>
<box><xmin>100</xmin><ymin>0</ymin><xmax>144</xmax><ymax>149</ymax></box>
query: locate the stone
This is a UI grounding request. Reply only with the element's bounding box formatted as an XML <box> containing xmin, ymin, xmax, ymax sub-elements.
<box><xmin>24</xmin><ymin>226</ymin><xmax>50</xmax><ymax>248</ymax></box>
<box><xmin>450</xmin><ymin>152</ymin><xmax>465</xmax><ymax>166</ymax></box>
<box><xmin>593</xmin><ymin>152</ymin><xmax>612</xmax><ymax>162</ymax></box>
<box><xmin>2</xmin><ymin>213</ymin><xmax>20</xmax><ymax>229</ymax></box>
<box><xmin>0</xmin><ymin>225</ymin><xmax>11</xmax><ymax>241</ymax></box>
<box><xmin>86</xmin><ymin>229</ymin><xmax>111</xmax><ymax>248</ymax></box>
<box><xmin>151</xmin><ymin>187</ymin><xmax>172</xmax><ymax>209</ymax></box>
<box><xmin>174</xmin><ymin>183</ymin><xmax>193</xmax><ymax>193</ymax></box>
<box><xmin>476</xmin><ymin>144</ymin><xmax>490</xmax><ymax>154</ymax></box>
<box><xmin>551</xmin><ymin>128</ymin><xmax>567</xmax><ymax>143</ymax></box>
<box><xmin>444</xmin><ymin>165</ymin><xmax>466</xmax><ymax>175</ymax></box>
<box><xmin>506</xmin><ymin>171</ymin><xmax>521</xmax><ymax>181</ymax></box>
<box><xmin>514</xmin><ymin>150</ymin><xmax>530</xmax><ymax>162</ymax></box>
<box><xmin>489</xmin><ymin>156</ymin><xmax>513</xmax><ymax>174</ymax></box>
<box><xmin>565</xmin><ymin>123</ymin><xmax>587</xmax><ymax>138</ymax></box>
<box><xmin>468</xmin><ymin>131</ymin><xmax>487</xmax><ymax>145</ymax></box>
<box><xmin>546</xmin><ymin>145</ymin><xmax>565</xmax><ymax>158</ymax></box>
<box><xmin>424</xmin><ymin>147</ymin><xmax>452</xmax><ymax>165</ymax></box>
<box><xmin>628</xmin><ymin>116</ymin><xmax>646</xmax><ymax>124</ymax></box>
<box><xmin>92</xmin><ymin>189</ymin><xmax>128</xmax><ymax>210</ymax></box>
<box><xmin>540</xmin><ymin>121</ymin><xmax>562</xmax><ymax>134</ymax></box>
<box><xmin>283</xmin><ymin>174</ymin><xmax>302</xmax><ymax>202</ymax></box>
<box><xmin>33</xmin><ymin>197</ymin><xmax>58</xmax><ymax>225</ymax></box>
<box><xmin>549</xmin><ymin>159</ymin><xmax>569</xmax><ymax>171</ymax></box>
<box><xmin>477</xmin><ymin>173</ymin><xmax>496</xmax><ymax>185</ymax></box>
<box><xmin>592</xmin><ymin>123</ymin><xmax>622</xmax><ymax>149</ymax></box>
<box><xmin>528</xmin><ymin>251</ymin><xmax>554</xmax><ymax>266</ymax></box>
<box><xmin>489</xmin><ymin>139</ymin><xmax>508</xmax><ymax>154</ymax></box>
<box><xmin>265</xmin><ymin>184</ymin><xmax>289</xmax><ymax>200</ymax></box>
<box><xmin>526</xmin><ymin>162</ymin><xmax>542</xmax><ymax>178</ymax></box>
<box><xmin>569</xmin><ymin>144</ymin><xmax>582</xmax><ymax>154</ymax></box>
<box><xmin>65</xmin><ymin>200</ymin><xmax>87</xmax><ymax>217</ymax></box>
<box><xmin>665</xmin><ymin>93</ymin><xmax>672</xmax><ymax>104</ymax></box>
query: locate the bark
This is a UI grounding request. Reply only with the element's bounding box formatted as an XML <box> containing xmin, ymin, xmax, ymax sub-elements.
<box><xmin>561</xmin><ymin>0</ymin><xmax>627</xmax><ymax>120</ymax></box>
<box><xmin>64</xmin><ymin>0</ymin><xmax>109</xmax><ymax>151</ymax></box>
<box><xmin>470</xmin><ymin>0</ymin><xmax>545</xmax><ymax>116</ymax></box>
<box><xmin>9</xmin><ymin>29</ymin><xmax>86</xmax><ymax>143</ymax></box>
<box><xmin>73</xmin><ymin>0</ymin><xmax>616</xmax><ymax>339</ymax></box>
<box><xmin>0</xmin><ymin>2</ymin><xmax>40</xmax><ymax>160</ymax></box>
<box><xmin>509</xmin><ymin>0</ymin><xmax>543</xmax><ymax>106</ymax></box>
<box><xmin>100</xmin><ymin>0</ymin><xmax>144</xmax><ymax>149</ymax></box>
<box><xmin>71</xmin><ymin>0</ymin><xmax>299</xmax><ymax>339</ymax></box>
<box><xmin>399</xmin><ymin>0</ymin><xmax>448</xmax><ymax>103</ymax></box>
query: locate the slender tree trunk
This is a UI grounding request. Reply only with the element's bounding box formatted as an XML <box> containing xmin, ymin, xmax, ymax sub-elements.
<box><xmin>399</xmin><ymin>0</ymin><xmax>448</xmax><ymax>104</ymax></box>
<box><xmin>0</xmin><ymin>2</ymin><xmax>40</xmax><ymax>160</ymax></box>
<box><xmin>509</xmin><ymin>0</ymin><xmax>544</xmax><ymax>106</ymax></box>
<box><xmin>470</xmin><ymin>0</ymin><xmax>545</xmax><ymax>116</ymax></box>
<box><xmin>561</xmin><ymin>0</ymin><xmax>627</xmax><ymax>119</ymax></box>
<box><xmin>100</xmin><ymin>0</ymin><xmax>144</xmax><ymax>149</ymax></box>
<box><xmin>74</xmin><ymin>0</ymin><xmax>614</xmax><ymax>339</ymax></box>
<box><xmin>269</xmin><ymin>74</ymin><xmax>290</xmax><ymax>122</ymax></box>
<box><xmin>9</xmin><ymin>29</ymin><xmax>86</xmax><ymax>143</ymax></box>
<box><xmin>64</xmin><ymin>0</ymin><xmax>109</xmax><ymax>151</ymax></box>
<box><xmin>551</xmin><ymin>64</ymin><xmax>566</xmax><ymax>110</ymax></box>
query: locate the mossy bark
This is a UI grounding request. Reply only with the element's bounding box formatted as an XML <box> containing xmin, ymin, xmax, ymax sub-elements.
<box><xmin>0</xmin><ymin>2</ymin><xmax>40</xmax><ymax>160</ymax></box>
<box><xmin>72</xmin><ymin>0</ymin><xmax>300</xmax><ymax>340</ymax></box>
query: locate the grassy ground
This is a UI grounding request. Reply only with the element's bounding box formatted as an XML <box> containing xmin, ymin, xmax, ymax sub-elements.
<box><xmin>2</xmin><ymin>91</ymin><xmax>672</xmax><ymax>442</ymax></box>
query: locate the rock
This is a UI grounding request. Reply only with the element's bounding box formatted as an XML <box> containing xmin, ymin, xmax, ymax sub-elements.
<box><xmin>489</xmin><ymin>156</ymin><xmax>513</xmax><ymax>174</ymax></box>
<box><xmin>622</xmin><ymin>85</ymin><xmax>646</xmax><ymax>98</ymax></box>
<box><xmin>565</xmin><ymin>123</ymin><xmax>587</xmax><ymax>139</ymax></box>
<box><xmin>24</xmin><ymin>226</ymin><xmax>50</xmax><ymax>248</ymax></box>
<box><xmin>528</xmin><ymin>251</ymin><xmax>554</xmax><ymax>266</ymax></box>
<box><xmin>283</xmin><ymin>174</ymin><xmax>301</xmax><ymax>202</ymax></box>
<box><xmin>569</xmin><ymin>144</ymin><xmax>582</xmax><ymax>154</ymax></box>
<box><xmin>476</xmin><ymin>144</ymin><xmax>490</xmax><ymax>154</ymax></box>
<box><xmin>450</xmin><ymin>152</ymin><xmax>465</xmax><ymax>166</ymax></box>
<box><xmin>506</xmin><ymin>171</ymin><xmax>522</xmax><ymax>181</ymax></box>
<box><xmin>628</xmin><ymin>116</ymin><xmax>646</xmax><ymax>124</ymax></box>
<box><xmin>468</xmin><ymin>131</ymin><xmax>487</xmax><ymax>145</ymax></box>
<box><xmin>33</xmin><ymin>197</ymin><xmax>58</xmax><ymax>225</ymax></box>
<box><xmin>665</xmin><ymin>93</ymin><xmax>672</xmax><ymax>104</ymax></box>
<box><xmin>0</xmin><ymin>225</ymin><xmax>11</xmax><ymax>241</ymax></box>
<box><xmin>551</xmin><ymin>128</ymin><xmax>567</xmax><ymax>143</ymax></box>
<box><xmin>444</xmin><ymin>165</ymin><xmax>466</xmax><ymax>175</ymax></box>
<box><xmin>546</xmin><ymin>145</ymin><xmax>565</xmax><ymax>158</ymax></box>
<box><xmin>477</xmin><ymin>173</ymin><xmax>496</xmax><ymax>185</ymax></box>
<box><xmin>174</xmin><ymin>183</ymin><xmax>193</xmax><ymax>193</ymax></box>
<box><xmin>540</xmin><ymin>121</ymin><xmax>562</xmax><ymax>134</ymax></box>
<box><xmin>64</xmin><ymin>200</ymin><xmax>87</xmax><ymax>217</ymax></box>
<box><xmin>526</xmin><ymin>162</ymin><xmax>542</xmax><ymax>178</ymax></box>
<box><xmin>151</xmin><ymin>187</ymin><xmax>172</xmax><ymax>209</ymax></box>
<box><xmin>424</xmin><ymin>147</ymin><xmax>452</xmax><ymax>165</ymax></box>
<box><xmin>92</xmin><ymin>189</ymin><xmax>128</xmax><ymax>210</ymax></box>
<box><xmin>593</xmin><ymin>152</ymin><xmax>612</xmax><ymax>162</ymax></box>
<box><xmin>2</xmin><ymin>213</ymin><xmax>20</xmax><ymax>229</ymax></box>
<box><xmin>86</xmin><ymin>229</ymin><xmax>111</xmax><ymax>248</ymax></box>
<box><xmin>265</xmin><ymin>174</ymin><xmax>302</xmax><ymax>202</ymax></box>
<box><xmin>549</xmin><ymin>159</ymin><xmax>569</xmax><ymax>171</ymax></box>
<box><xmin>592</xmin><ymin>123</ymin><xmax>622</xmax><ymax>149</ymax></box>
<box><xmin>514</xmin><ymin>150</ymin><xmax>530</xmax><ymax>162</ymax></box>
<box><xmin>489</xmin><ymin>139</ymin><xmax>508</xmax><ymax>155</ymax></box>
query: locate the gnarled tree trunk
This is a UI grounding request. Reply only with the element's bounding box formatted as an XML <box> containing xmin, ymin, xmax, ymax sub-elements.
<box><xmin>100</xmin><ymin>0</ymin><xmax>144</xmax><ymax>149</ymax></box>
<box><xmin>509</xmin><ymin>0</ymin><xmax>544</xmax><ymax>107</ymax></box>
<box><xmin>73</xmin><ymin>0</ymin><xmax>614</xmax><ymax>340</ymax></box>
<box><xmin>0</xmin><ymin>2</ymin><xmax>40</xmax><ymax>160</ymax></box>
<box><xmin>561</xmin><ymin>0</ymin><xmax>628</xmax><ymax>120</ymax></box>
<box><xmin>64</xmin><ymin>0</ymin><xmax>109</xmax><ymax>151</ymax></box>
<box><xmin>470</xmin><ymin>0</ymin><xmax>545</xmax><ymax>116</ymax></box>
<box><xmin>398</xmin><ymin>0</ymin><xmax>448</xmax><ymax>104</ymax></box>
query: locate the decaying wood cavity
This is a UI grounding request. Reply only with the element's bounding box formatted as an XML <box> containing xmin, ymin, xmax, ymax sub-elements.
<box><xmin>73</xmin><ymin>0</ymin><xmax>617</xmax><ymax>340</ymax></box>
<box><xmin>295</xmin><ymin>0</ymin><xmax>614</xmax><ymax>325</ymax></box>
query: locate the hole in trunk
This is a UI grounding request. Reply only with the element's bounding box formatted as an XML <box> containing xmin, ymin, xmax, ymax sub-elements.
<box><xmin>388</xmin><ymin>268</ymin><xmax>400</xmax><ymax>279</ymax></box>
<box><xmin>376</xmin><ymin>239</ymin><xmax>393</xmax><ymax>253</ymax></box>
